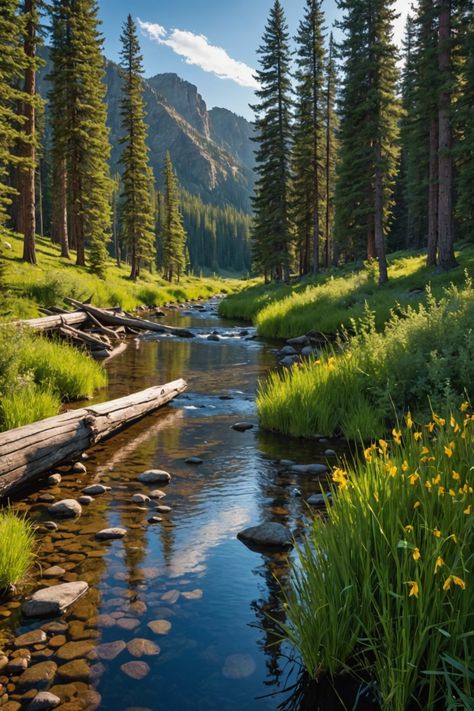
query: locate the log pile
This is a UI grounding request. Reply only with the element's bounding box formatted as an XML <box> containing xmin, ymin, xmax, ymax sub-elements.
<box><xmin>15</xmin><ymin>300</ymin><xmax>195</xmax><ymax>360</ymax></box>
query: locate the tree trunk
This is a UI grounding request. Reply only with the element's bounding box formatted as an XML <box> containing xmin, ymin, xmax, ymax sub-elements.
<box><xmin>20</xmin><ymin>0</ymin><xmax>37</xmax><ymax>265</ymax></box>
<box><xmin>57</xmin><ymin>159</ymin><xmax>70</xmax><ymax>258</ymax></box>
<box><xmin>374</xmin><ymin>144</ymin><xmax>388</xmax><ymax>285</ymax></box>
<box><xmin>426</xmin><ymin>119</ymin><xmax>439</xmax><ymax>266</ymax></box>
<box><xmin>437</xmin><ymin>0</ymin><xmax>456</xmax><ymax>271</ymax></box>
<box><xmin>72</xmin><ymin>168</ymin><xmax>85</xmax><ymax>266</ymax></box>
<box><xmin>367</xmin><ymin>228</ymin><xmax>376</xmax><ymax>259</ymax></box>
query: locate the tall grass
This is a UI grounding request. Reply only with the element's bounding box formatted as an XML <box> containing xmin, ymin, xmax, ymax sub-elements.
<box><xmin>0</xmin><ymin>326</ymin><xmax>107</xmax><ymax>430</ymax></box>
<box><xmin>0</xmin><ymin>510</ymin><xmax>36</xmax><ymax>591</ymax></box>
<box><xmin>283</xmin><ymin>413</ymin><xmax>474</xmax><ymax>710</ymax></box>
<box><xmin>257</xmin><ymin>282</ymin><xmax>474</xmax><ymax>439</ymax></box>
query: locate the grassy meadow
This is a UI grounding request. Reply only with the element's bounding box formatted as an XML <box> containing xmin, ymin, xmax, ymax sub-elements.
<box><xmin>0</xmin><ymin>510</ymin><xmax>36</xmax><ymax>592</ymax></box>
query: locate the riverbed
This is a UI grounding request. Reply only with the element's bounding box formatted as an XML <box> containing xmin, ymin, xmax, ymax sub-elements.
<box><xmin>0</xmin><ymin>300</ymin><xmax>347</xmax><ymax>710</ymax></box>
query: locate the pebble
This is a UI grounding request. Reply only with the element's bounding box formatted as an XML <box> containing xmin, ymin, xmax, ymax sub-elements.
<box><xmin>43</xmin><ymin>522</ymin><xmax>58</xmax><ymax>531</ymax></box>
<box><xmin>82</xmin><ymin>484</ymin><xmax>110</xmax><ymax>496</ymax></box>
<box><xmin>147</xmin><ymin>620</ymin><xmax>172</xmax><ymax>635</ymax></box>
<box><xmin>132</xmin><ymin>494</ymin><xmax>150</xmax><ymax>504</ymax></box>
<box><xmin>46</xmin><ymin>475</ymin><xmax>61</xmax><ymax>487</ymax></box>
<box><xmin>120</xmin><ymin>661</ymin><xmax>150</xmax><ymax>680</ymax></box>
<box><xmin>222</xmin><ymin>653</ymin><xmax>256</xmax><ymax>680</ymax></box>
<box><xmin>231</xmin><ymin>422</ymin><xmax>254</xmax><ymax>432</ymax></box>
<box><xmin>14</xmin><ymin>630</ymin><xmax>47</xmax><ymax>648</ymax></box>
<box><xmin>43</xmin><ymin>566</ymin><xmax>65</xmax><ymax>579</ymax></box>
<box><xmin>126</xmin><ymin>639</ymin><xmax>160</xmax><ymax>658</ymax></box>
<box><xmin>161</xmin><ymin>590</ymin><xmax>180</xmax><ymax>604</ymax></box>
<box><xmin>324</xmin><ymin>449</ymin><xmax>337</xmax><ymax>457</ymax></box>
<box><xmin>115</xmin><ymin>618</ymin><xmax>140</xmax><ymax>632</ymax></box>
<box><xmin>138</xmin><ymin>470</ymin><xmax>171</xmax><ymax>485</ymax></box>
<box><xmin>47</xmin><ymin>500</ymin><xmax>82</xmax><ymax>519</ymax></box>
<box><xmin>184</xmin><ymin>457</ymin><xmax>203</xmax><ymax>465</ymax></box>
<box><xmin>95</xmin><ymin>641</ymin><xmax>126</xmax><ymax>661</ymax></box>
<box><xmin>149</xmin><ymin>490</ymin><xmax>166</xmax><ymax>499</ymax></box>
<box><xmin>57</xmin><ymin>659</ymin><xmax>90</xmax><ymax>681</ymax></box>
<box><xmin>26</xmin><ymin>692</ymin><xmax>61</xmax><ymax>711</ymax></box>
<box><xmin>95</xmin><ymin>528</ymin><xmax>127</xmax><ymax>541</ymax></box>
<box><xmin>181</xmin><ymin>589</ymin><xmax>203</xmax><ymax>601</ymax></box>
<box><xmin>147</xmin><ymin>517</ymin><xmax>162</xmax><ymax>525</ymax></box>
<box><xmin>71</xmin><ymin>462</ymin><xmax>87</xmax><ymax>474</ymax></box>
<box><xmin>154</xmin><ymin>505</ymin><xmax>171</xmax><ymax>514</ymax></box>
<box><xmin>38</xmin><ymin>494</ymin><xmax>55</xmax><ymax>503</ymax></box>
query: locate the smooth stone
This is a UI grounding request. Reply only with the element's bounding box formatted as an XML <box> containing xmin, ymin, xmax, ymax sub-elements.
<box><xmin>324</xmin><ymin>449</ymin><xmax>337</xmax><ymax>457</ymax></box>
<box><xmin>222</xmin><ymin>654</ymin><xmax>256</xmax><ymax>680</ymax></box>
<box><xmin>154</xmin><ymin>505</ymin><xmax>171</xmax><ymax>514</ymax></box>
<box><xmin>46</xmin><ymin>473</ymin><xmax>61</xmax><ymax>486</ymax></box>
<box><xmin>95</xmin><ymin>641</ymin><xmax>126</xmax><ymax>661</ymax></box>
<box><xmin>38</xmin><ymin>494</ymin><xmax>55</xmax><ymax>503</ymax></box>
<box><xmin>78</xmin><ymin>496</ymin><xmax>93</xmax><ymax>506</ymax></box>
<box><xmin>147</xmin><ymin>517</ymin><xmax>162</xmax><ymax>525</ymax></box>
<box><xmin>287</xmin><ymin>335</ymin><xmax>309</xmax><ymax>346</ymax></box>
<box><xmin>290</xmin><ymin>463</ymin><xmax>328</xmax><ymax>475</ymax></box>
<box><xmin>301</xmin><ymin>345</ymin><xmax>316</xmax><ymax>357</ymax></box>
<box><xmin>56</xmin><ymin>659</ymin><xmax>90</xmax><ymax>682</ymax></box>
<box><xmin>115</xmin><ymin>618</ymin><xmax>140</xmax><ymax>631</ymax></box>
<box><xmin>126</xmin><ymin>639</ymin><xmax>160</xmax><ymax>658</ymax></box>
<box><xmin>138</xmin><ymin>470</ymin><xmax>171</xmax><ymax>485</ymax></box>
<box><xmin>181</xmin><ymin>589</ymin><xmax>203</xmax><ymax>601</ymax></box>
<box><xmin>47</xmin><ymin>500</ymin><xmax>82</xmax><ymax>519</ymax></box>
<box><xmin>0</xmin><ymin>655</ymin><xmax>8</xmax><ymax>671</ymax></box>
<box><xmin>231</xmin><ymin>422</ymin><xmax>254</xmax><ymax>432</ymax></box>
<box><xmin>82</xmin><ymin>485</ymin><xmax>110</xmax><ymax>496</ymax></box>
<box><xmin>184</xmin><ymin>457</ymin><xmax>203</xmax><ymax>465</ymax></box>
<box><xmin>23</xmin><ymin>582</ymin><xmax>89</xmax><ymax>618</ymax></box>
<box><xmin>95</xmin><ymin>528</ymin><xmax>127</xmax><ymax>541</ymax></box>
<box><xmin>48</xmin><ymin>636</ymin><xmax>66</xmax><ymax>649</ymax></box>
<box><xmin>120</xmin><ymin>661</ymin><xmax>150</xmax><ymax>680</ymax></box>
<box><xmin>41</xmin><ymin>622</ymin><xmax>67</xmax><ymax>634</ymax></box>
<box><xmin>7</xmin><ymin>657</ymin><xmax>29</xmax><ymax>674</ymax></box>
<box><xmin>279</xmin><ymin>459</ymin><xmax>296</xmax><ymax>467</ymax></box>
<box><xmin>147</xmin><ymin>620</ymin><xmax>171</xmax><ymax>635</ymax></box>
<box><xmin>278</xmin><ymin>345</ymin><xmax>297</xmax><ymax>356</ymax></box>
<box><xmin>237</xmin><ymin>523</ymin><xmax>293</xmax><ymax>550</ymax></box>
<box><xmin>280</xmin><ymin>355</ymin><xmax>298</xmax><ymax>367</ymax></box>
<box><xmin>56</xmin><ymin>641</ymin><xmax>95</xmax><ymax>661</ymax></box>
<box><xmin>17</xmin><ymin>662</ymin><xmax>57</xmax><ymax>690</ymax></box>
<box><xmin>161</xmin><ymin>590</ymin><xmax>180</xmax><ymax>604</ymax></box>
<box><xmin>43</xmin><ymin>522</ymin><xmax>58</xmax><ymax>532</ymax></box>
<box><xmin>43</xmin><ymin>567</ymin><xmax>65</xmax><ymax>579</ymax></box>
<box><xmin>132</xmin><ymin>494</ymin><xmax>150</xmax><ymax>504</ymax></box>
<box><xmin>14</xmin><ymin>630</ymin><xmax>47</xmax><ymax>647</ymax></box>
<box><xmin>71</xmin><ymin>462</ymin><xmax>87</xmax><ymax>474</ymax></box>
<box><xmin>307</xmin><ymin>493</ymin><xmax>332</xmax><ymax>506</ymax></box>
<box><xmin>207</xmin><ymin>334</ymin><xmax>220</xmax><ymax>341</ymax></box>
<box><xmin>291</xmin><ymin>488</ymin><xmax>302</xmax><ymax>497</ymax></box>
<box><xmin>149</xmin><ymin>490</ymin><xmax>166</xmax><ymax>499</ymax></box>
<box><xmin>26</xmin><ymin>692</ymin><xmax>61</xmax><ymax>711</ymax></box>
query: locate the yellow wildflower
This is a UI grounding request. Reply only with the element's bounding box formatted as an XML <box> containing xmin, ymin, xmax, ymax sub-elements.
<box><xmin>435</xmin><ymin>556</ymin><xmax>444</xmax><ymax>573</ymax></box>
<box><xmin>426</xmin><ymin>422</ymin><xmax>435</xmax><ymax>433</ymax></box>
<box><xmin>421</xmin><ymin>446</ymin><xmax>430</xmax><ymax>455</ymax></box>
<box><xmin>386</xmin><ymin>462</ymin><xmax>397</xmax><ymax>478</ymax></box>
<box><xmin>404</xmin><ymin>524</ymin><xmax>414</xmax><ymax>533</ymax></box>
<box><xmin>443</xmin><ymin>575</ymin><xmax>466</xmax><ymax>591</ymax></box>
<box><xmin>412</xmin><ymin>547</ymin><xmax>421</xmax><ymax>561</ymax></box>
<box><xmin>392</xmin><ymin>428</ymin><xmax>402</xmax><ymax>445</ymax></box>
<box><xmin>444</xmin><ymin>442</ymin><xmax>455</xmax><ymax>458</ymax></box>
<box><xmin>402</xmin><ymin>460</ymin><xmax>409</xmax><ymax>472</ymax></box>
<box><xmin>409</xmin><ymin>472</ymin><xmax>420</xmax><ymax>485</ymax></box>
<box><xmin>432</xmin><ymin>474</ymin><xmax>441</xmax><ymax>485</ymax></box>
<box><xmin>464</xmin><ymin>504</ymin><xmax>472</xmax><ymax>515</ymax></box>
<box><xmin>378</xmin><ymin>439</ymin><xmax>388</xmax><ymax>456</ymax></box>
<box><xmin>433</xmin><ymin>414</ymin><xmax>446</xmax><ymax>427</ymax></box>
<box><xmin>332</xmin><ymin>467</ymin><xmax>349</xmax><ymax>490</ymax></box>
<box><xmin>433</xmin><ymin>528</ymin><xmax>441</xmax><ymax>538</ymax></box>
<box><xmin>406</xmin><ymin>411</ymin><xmax>413</xmax><ymax>429</ymax></box>
<box><xmin>460</xmin><ymin>401</ymin><xmax>469</xmax><ymax>412</ymax></box>
<box><xmin>452</xmin><ymin>470</ymin><xmax>461</xmax><ymax>481</ymax></box>
<box><xmin>425</xmin><ymin>480</ymin><xmax>432</xmax><ymax>492</ymax></box>
<box><xmin>438</xmin><ymin>486</ymin><xmax>446</xmax><ymax>497</ymax></box>
<box><xmin>413</xmin><ymin>500</ymin><xmax>421</xmax><ymax>509</ymax></box>
<box><xmin>407</xmin><ymin>581</ymin><xmax>419</xmax><ymax>598</ymax></box>
<box><xmin>414</xmin><ymin>431</ymin><xmax>423</xmax><ymax>441</ymax></box>
<box><xmin>448</xmin><ymin>488</ymin><xmax>456</xmax><ymax>497</ymax></box>
<box><xmin>364</xmin><ymin>446</ymin><xmax>374</xmax><ymax>463</ymax></box>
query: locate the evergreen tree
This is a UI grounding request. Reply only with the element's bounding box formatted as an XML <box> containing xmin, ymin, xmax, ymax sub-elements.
<box><xmin>324</xmin><ymin>31</ymin><xmax>338</xmax><ymax>266</ymax></box>
<box><xmin>455</xmin><ymin>0</ymin><xmax>474</xmax><ymax>241</ymax></box>
<box><xmin>292</xmin><ymin>0</ymin><xmax>326</xmax><ymax>276</ymax></box>
<box><xmin>161</xmin><ymin>152</ymin><xmax>186</xmax><ymax>283</ymax></box>
<box><xmin>251</xmin><ymin>0</ymin><xmax>293</xmax><ymax>282</ymax></box>
<box><xmin>118</xmin><ymin>14</ymin><xmax>155</xmax><ymax>281</ymax></box>
<box><xmin>335</xmin><ymin>0</ymin><xmax>400</xmax><ymax>284</ymax></box>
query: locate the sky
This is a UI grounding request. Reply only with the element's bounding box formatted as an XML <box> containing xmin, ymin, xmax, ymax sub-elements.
<box><xmin>98</xmin><ymin>0</ymin><xmax>410</xmax><ymax>121</ymax></box>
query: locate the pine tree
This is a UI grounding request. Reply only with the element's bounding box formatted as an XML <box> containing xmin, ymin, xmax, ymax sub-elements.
<box><xmin>455</xmin><ymin>0</ymin><xmax>474</xmax><ymax>241</ymax></box>
<box><xmin>161</xmin><ymin>152</ymin><xmax>186</xmax><ymax>283</ymax></box>
<box><xmin>251</xmin><ymin>0</ymin><xmax>293</xmax><ymax>282</ymax></box>
<box><xmin>324</xmin><ymin>31</ymin><xmax>338</xmax><ymax>266</ymax></box>
<box><xmin>335</xmin><ymin>0</ymin><xmax>400</xmax><ymax>284</ymax></box>
<box><xmin>118</xmin><ymin>14</ymin><xmax>155</xmax><ymax>281</ymax></box>
<box><xmin>292</xmin><ymin>0</ymin><xmax>326</xmax><ymax>276</ymax></box>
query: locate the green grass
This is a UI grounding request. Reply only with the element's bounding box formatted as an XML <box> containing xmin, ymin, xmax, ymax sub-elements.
<box><xmin>219</xmin><ymin>245</ymin><xmax>474</xmax><ymax>338</ymax></box>
<box><xmin>257</xmin><ymin>281</ymin><xmax>474</xmax><ymax>439</ymax></box>
<box><xmin>282</xmin><ymin>415</ymin><xmax>474</xmax><ymax>710</ymax></box>
<box><xmin>0</xmin><ymin>510</ymin><xmax>36</xmax><ymax>591</ymax></box>
<box><xmin>0</xmin><ymin>326</ymin><xmax>107</xmax><ymax>431</ymax></box>
<box><xmin>1</xmin><ymin>233</ymin><xmax>246</xmax><ymax>320</ymax></box>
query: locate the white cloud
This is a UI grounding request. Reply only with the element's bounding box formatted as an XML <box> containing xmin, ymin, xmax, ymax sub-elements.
<box><xmin>137</xmin><ymin>18</ymin><xmax>258</xmax><ymax>90</ymax></box>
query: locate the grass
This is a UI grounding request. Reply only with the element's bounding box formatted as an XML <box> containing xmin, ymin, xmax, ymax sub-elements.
<box><xmin>257</xmin><ymin>281</ymin><xmax>474</xmax><ymax>440</ymax></box>
<box><xmin>282</xmin><ymin>412</ymin><xmax>474</xmax><ymax>710</ymax></box>
<box><xmin>0</xmin><ymin>326</ymin><xmax>106</xmax><ymax>431</ymax></box>
<box><xmin>219</xmin><ymin>245</ymin><xmax>474</xmax><ymax>339</ymax></box>
<box><xmin>0</xmin><ymin>510</ymin><xmax>36</xmax><ymax>591</ymax></box>
<box><xmin>1</xmin><ymin>233</ymin><xmax>246</xmax><ymax>320</ymax></box>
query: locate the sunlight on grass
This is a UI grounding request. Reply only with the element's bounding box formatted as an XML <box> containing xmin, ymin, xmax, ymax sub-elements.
<box><xmin>0</xmin><ymin>510</ymin><xmax>36</xmax><ymax>591</ymax></box>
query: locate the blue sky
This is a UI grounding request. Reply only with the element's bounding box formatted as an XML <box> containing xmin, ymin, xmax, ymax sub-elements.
<box><xmin>98</xmin><ymin>0</ymin><xmax>408</xmax><ymax>121</ymax></box>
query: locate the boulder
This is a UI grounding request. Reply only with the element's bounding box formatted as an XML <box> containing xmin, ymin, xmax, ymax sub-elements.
<box><xmin>231</xmin><ymin>422</ymin><xmax>254</xmax><ymax>432</ymax></box>
<box><xmin>237</xmin><ymin>522</ymin><xmax>293</xmax><ymax>550</ymax></box>
<box><xmin>23</xmin><ymin>582</ymin><xmax>89</xmax><ymax>618</ymax></box>
<box><xmin>27</xmin><ymin>692</ymin><xmax>61</xmax><ymax>711</ymax></box>
<box><xmin>137</xmin><ymin>470</ymin><xmax>171</xmax><ymax>484</ymax></box>
<box><xmin>287</xmin><ymin>335</ymin><xmax>309</xmax><ymax>346</ymax></box>
<box><xmin>278</xmin><ymin>345</ymin><xmax>297</xmax><ymax>356</ymax></box>
<box><xmin>47</xmin><ymin>500</ymin><xmax>82</xmax><ymax>518</ymax></box>
<box><xmin>17</xmin><ymin>661</ymin><xmax>58</xmax><ymax>690</ymax></box>
<box><xmin>280</xmin><ymin>356</ymin><xmax>298</xmax><ymax>367</ymax></box>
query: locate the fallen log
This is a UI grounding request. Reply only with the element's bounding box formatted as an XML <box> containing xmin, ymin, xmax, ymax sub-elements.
<box><xmin>65</xmin><ymin>298</ymin><xmax>195</xmax><ymax>338</ymax></box>
<box><xmin>0</xmin><ymin>379</ymin><xmax>187</xmax><ymax>498</ymax></box>
<box><xmin>14</xmin><ymin>311</ymin><xmax>90</xmax><ymax>332</ymax></box>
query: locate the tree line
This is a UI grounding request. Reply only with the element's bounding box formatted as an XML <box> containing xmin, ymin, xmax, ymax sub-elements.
<box><xmin>253</xmin><ymin>0</ymin><xmax>473</xmax><ymax>284</ymax></box>
<box><xmin>0</xmin><ymin>1</ymin><xmax>252</xmax><ymax>282</ymax></box>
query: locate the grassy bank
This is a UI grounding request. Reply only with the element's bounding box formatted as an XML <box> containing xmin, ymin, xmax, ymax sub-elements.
<box><xmin>257</xmin><ymin>281</ymin><xmax>474</xmax><ymax>439</ymax></box>
<box><xmin>0</xmin><ymin>326</ymin><xmax>106</xmax><ymax>431</ymax></box>
<box><xmin>1</xmin><ymin>234</ymin><xmax>245</xmax><ymax>320</ymax></box>
<box><xmin>283</xmin><ymin>413</ymin><xmax>474</xmax><ymax>710</ymax></box>
<box><xmin>0</xmin><ymin>510</ymin><xmax>35</xmax><ymax>592</ymax></box>
<box><xmin>219</xmin><ymin>245</ymin><xmax>474</xmax><ymax>338</ymax></box>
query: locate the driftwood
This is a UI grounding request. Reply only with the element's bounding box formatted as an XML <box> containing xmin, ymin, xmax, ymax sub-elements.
<box><xmin>0</xmin><ymin>379</ymin><xmax>187</xmax><ymax>498</ymax></box>
<box><xmin>15</xmin><ymin>311</ymin><xmax>90</xmax><ymax>332</ymax></box>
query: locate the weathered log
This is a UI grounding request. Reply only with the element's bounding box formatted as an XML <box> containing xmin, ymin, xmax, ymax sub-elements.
<box><xmin>85</xmin><ymin>311</ymin><xmax>122</xmax><ymax>341</ymax></box>
<box><xmin>14</xmin><ymin>311</ymin><xmax>90</xmax><ymax>332</ymax></box>
<box><xmin>0</xmin><ymin>379</ymin><xmax>187</xmax><ymax>498</ymax></box>
<box><xmin>59</xmin><ymin>323</ymin><xmax>112</xmax><ymax>350</ymax></box>
<box><xmin>64</xmin><ymin>298</ymin><xmax>195</xmax><ymax>338</ymax></box>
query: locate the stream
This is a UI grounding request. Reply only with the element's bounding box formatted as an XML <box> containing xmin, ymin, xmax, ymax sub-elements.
<box><xmin>0</xmin><ymin>299</ymin><xmax>349</xmax><ymax>711</ymax></box>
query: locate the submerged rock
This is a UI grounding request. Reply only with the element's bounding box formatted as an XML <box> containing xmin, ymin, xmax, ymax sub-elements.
<box><xmin>23</xmin><ymin>582</ymin><xmax>89</xmax><ymax>618</ymax></box>
<box><xmin>46</xmin><ymin>474</ymin><xmax>61</xmax><ymax>487</ymax></box>
<box><xmin>78</xmin><ymin>495</ymin><xmax>93</xmax><ymax>506</ymax></box>
<box><xmin>82</xmin><ymin>484</ymin><xmax>110</xmax><ymax>496</ymax></box>
<box><xmin>14</xmin><ymin>629</ymin><xmax>47</xmax><ymax>647</ymax></box>
<box><xmin>126</xmin><ymin>638</ymin><xmax>160</xmax><ymax>658</ymax></box>
<box><xmin>17</xmin><ymin>661</ymin><xmax>58</xmax><ymax>690</ymax></box>
<box><xmin>95</xmin><ymin>640</ymin><xmax>126</xmax><ymax>661</ymax></box>
<box><xmin>95</xmin><ymin>528</ymin><xmax>127</xmax><ymax>541</ymax></box>
<box><xmin>27</xmin><ymin>691</ymin><xmax>61</xmax><ymax>711</ymax></box>
<box><xmin>72</xmin><ymin>462</ymin><xmax>87</xmax><ymax>474</ymax></box>
<box><xmin>138</xmin><ymin>470</ymin><xmax>171</xmax><ymax>484</ymax></box>
<box><xmin>48</xmin><ymin>499</ymin><xmax>82</xmax><ymax>518</ymax></box>
<box><xmin>231</xmin><ymin>422</ymin><xmax>254</xmax><ymax>432</ymax></box>
<box><xmin>287</xmin><ymin>335</ymin><xmax>309</xmax><ymax>346</ymax></box>
<box><xmin>43</xmin><ymin>566</ymin><xmax>66</xmax><ymax>579</ymax></box>
<box><xmin>290</xmin><ymin>463</ymin><xmax>328</xmax><ymax>475</ymax></box>
<box><xmin>307</xmin><ymin>493</ymin><xmax>331</xmax><ymax>507</ymax></box>
<box><xmin>237</xmin><ymin>522</ymin><xmax>293</xmax><ymax>550</ymax></box>
<box><xmin>149</xmin><ymin>489</ymin><xmax>166</xmax><ymax>499</ymax></box>
<box><xmin>185</xmin><ymin>456</ymin><xmax>203</xmax><ymax>465</ymax></box>
<box><xmin>120</xmin><ymin>661</ymin><xmax>150</xmax><ymax>680</ymax></box>
<box><xmin>132</xmin><ymin>493</ymin><xmax>151</xmax><ymax>504</ymax></box>
<box><xmin>222</xmin><ymin>653</ymin><xmax>256</xmax><ymax>680</ymax></box>
<box><xmin>278</xmin><ymin>345</ymin><xmax>297</xmax><ymax>357</ymax></box>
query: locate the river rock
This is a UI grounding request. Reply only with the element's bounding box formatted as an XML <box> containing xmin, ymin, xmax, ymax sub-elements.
<box><xmin>232</xmin><ymin>422</ymin><xmax>253</xmax><ymax>432</ymax></box>
<box><xmin>38</xmin><ymin>494</ymin><xmax>55</xmax><ymax>503</ymax></box>
<box><xmin>17</xmin><ymin>661</ymin><xmax>57</xmax><ymax>690</ymax></box>
<box><xmin>181</xmin><ymin>589</ymin><xmax>203</xmax><ymax>601</ymax></box>
<box><xmin>116</xmin><ymin>618</ymin><xmax>140</xmax><ymax>631</ymax></box>
<box><xmin>185</xmin><ymin>457</ymin><xmax>203</xmax><ymax>465</ymax></box>
<box><xmin>95</xmin><ymin>528</ymin><xmax>127</xmax><ymax>541</ymax></box>
<box><xmin>280</xmin><ymin>355</ymin><xmax>298</xmax><ymax>367</ymax></box>
<box><xmin>154</xmin><ymin>505</ymin><xmax>171</xmax><ymax>513</ymax></box>
<box><xmin>23</xmin><ymin>582</ymin><xmax>89</xmax><ymax>618</ymax></box>
<box><xmin>132</xmin><ymin>494</ymin><xmax>150</xmax><ymax>504</ymax></box>
<box><xmin>71</xmin><ymin>462</ymin><xmax>87</xmax><ymax>474</ymax></box>
<box><xmin>149</xmin><ymin>489</ymin><xmax>166</xmax><ymax>499</ymax></box>
<box><xmin>57</xmin><ymin>659</ymin><xmax>90</xmax><ymax>681</ymax></box>
<box><xmin>207</xmin><ymin>334</ymin><xmax>220</xmax><ymax>341</ymax></box>
<box><xmin>290</xmin><ymin>463</ymin><xmax>328</xmax><ymax>475</ymax></box>
<box><xmin>324</xmin><ymin>449</ymin><xmax>337</xmax><ymax>457</ymax></box>
<box><xmin>147</xmin><ymin>620</ymin><xmax>172</xmax><ymax>635</ymax></box>
<box><xmin>120</xmin><ymin>661</ymin><xmax>150</xmax><ymax>680</ymax></box>
<box><xmin>78</xmin><ymin>496</ymin><xmax>93</xmax><ymax>506</ymax></box>
<box><xmin>56</xmin><ymin>641</ymin><xmax>95</xmax><ymax>661</ymax></box>
<box><xmin>43</xmin><ymin>566</ymin><xmax>65</xmax><ymax>579</ymax></box>
<box><xmin>237</xmin><ymin>523</ymin><xmax>293</xmax><ymax>550</ymax></box>
<box><xmin>126</xmin><ymin>639</ymin><xmax>160</xmax><ymax>658</ymax></box>
<box><xmin>7</xmin><ymin>656</ymin><xmax>29</xmax><ymax>673</ymax></box>
<box><xmin>307</xmin><ymin>492</ymin><xmax>332</xmax><ymax>506</ymax></box>
<box><xmin>27</xmin><ymin>691</ymin><xmax>61</xmax><ymax>710</ymax></box>
<box><xmin>47</xmin><ymin>500</ymin><xmax>82</xmax><ymax>519</ymax></box>
<box><xmin>95</xmin><ymin>641</ymin><xmax>126</xmax><ymax>661</ymax></box>
<box><xmin>147</xmin><ymin>516</ymin><xmax>162</xmax><ymax>524</ymax></box>
<box><xmin>278</xmin><ymin>345</ymin><xmax>297</xmax><ymax>357</ymax></box>
<box><xmin>138</xmin><ymin>470</ymin><xmax>171</xmax><ymax>484</ymax></box>
<box><xmin>301</xmin><ymin>346</ymin><xmax>316</xmax><ymax>357</ymax></box>
<box><xmin>222</xmin><ymin>653</ymin><xmax>256</xmax><ymax>680</ymax></box>
<box><xmin>43</xmin><ymin>522</ymin><xmax>58</xmax><ymax>531</ymax></box>
<box><xmin>291</xmin><ymin>488</ymin><xmax>302</xmax><ymax>497</ymax></box>
<box><xmin>279</xmin><ymin>459</ymin><xmax>296</xmax><ymax>467</ymax></box>
<box><xmin>14</xmin><ymin>630</ymin><xmax>47</xmax><ymax>647</ymax></box>
<box><xmin>287</xmin><ymin>335</ymin><xmax>309</xmax><ymax>346</ymax></box>
<box><xmin>82</xmin><ymin>484</ymin><xmax>110</xmax><ymax>496</ymax></box>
